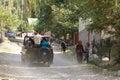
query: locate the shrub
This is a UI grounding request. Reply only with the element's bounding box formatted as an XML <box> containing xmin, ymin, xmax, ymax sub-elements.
<box><xmin>111</xmin><ymin>40</ymin><xmax>120</xmax><ymax>64</ymax></box>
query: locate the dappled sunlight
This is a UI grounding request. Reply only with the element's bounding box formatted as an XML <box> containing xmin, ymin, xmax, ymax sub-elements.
<box><xmin>0</xmin><ymin>51</ymin><xmax>21</xmax><ymax>54</ymax></box>
<box><xmin>0</xmin><ymin>64</ymin><xmax>35</xmax><ymax>69</ymax></box>
<box><xmin>0</xmin><ymin>60</ymin><xmax>84</xmax><ymax>70</ymax></box>
<box><xmin>50</xmin><ymin>64</ymin><xmax>86</xmax><ymax>69</ymax></box>
<box><xmin>0</xmin><ymin>63</ymin><xmax>99</xmax><ymax>80</ymax></box>
<box><xmin>0</xmin><ymin>39</ymin><xmax>22</xmax><ymax>55</ymax></box>
<box><xmin>54</xmin><ymin>51</ymin><xmax>62</xmax><ymax>54</ymax></box>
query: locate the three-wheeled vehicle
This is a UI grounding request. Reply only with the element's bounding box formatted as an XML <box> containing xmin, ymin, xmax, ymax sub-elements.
<box><xmin>21</xmin><ymin>35</ymin><xmax>53</xmax><ymax>67</ymax></box>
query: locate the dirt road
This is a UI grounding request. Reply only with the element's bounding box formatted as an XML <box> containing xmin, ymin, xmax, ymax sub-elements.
<box><xmin>0</xmin><ymin>40</ymin><xmax>119</xmax><ymax>80</ymax></box>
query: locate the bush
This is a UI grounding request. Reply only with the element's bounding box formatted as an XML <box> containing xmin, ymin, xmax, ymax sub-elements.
<box><xmin>0</xmin><ymin>38</ymin><xmax>3</xmax><ymax>43</ymax></box>
<box><xmin>111</xmin><ymin>40</ymin><xmax>120</xmax><ymax>64</ymax></box>
<box><xmin>95</xmin><ymin>38</ymin><xmax>112</xmax><ymax>59</ymax></box>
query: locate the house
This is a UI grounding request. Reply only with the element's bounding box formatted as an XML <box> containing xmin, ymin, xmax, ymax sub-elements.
<box><xmin>78</xmin><ymin>18</ymin><xmax>101</xmax><ymax>46</ymax></box>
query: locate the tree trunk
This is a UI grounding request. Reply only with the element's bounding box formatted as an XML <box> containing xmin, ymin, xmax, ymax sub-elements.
<box><xmin>0</xmin><ymin>31</ymin><xmax>5</xmax><ymax>42</ymax></box>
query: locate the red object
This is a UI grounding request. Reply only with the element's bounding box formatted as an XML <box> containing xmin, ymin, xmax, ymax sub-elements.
<box><xmin>74</xmin><ymin>32</ymin><xmax>78</xmax><ymax>45</ymax></box>
<box><xmin>76</xmin><ymin>43</ymin><xmax>84</xmax><ymax>55</ymax></box>
<box><xmin>41</xmin><ymin>32</ymin><xmax>44</xmax><ymax>35</ymax></box>
<box><xmin>88</xmin><ymin>32</ymin><xmax>90</xmax><ymax>44</ymax></box>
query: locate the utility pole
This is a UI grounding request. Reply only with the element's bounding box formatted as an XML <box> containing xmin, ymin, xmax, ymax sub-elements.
<box><xmin>17</xmin><ymin>0</ymin><xmax>19</xmax><ymax>17</ymax></box>
<box><xmin>4</xmin><ymin>0</ymin><xmax>6</xmax><ymax>8</ymax></box>
<box><xmin>115</xmin><ymin>0</ymin><xmax>118</xmax><ymax>6</ymax></box>
<box><xmin>21</xmin><ymin>0</ymin><xmax>24</xmax><ymax>36</ymax></box>
<box><xmin>1</xmin><ymin>0</ymin><xmax>7</xmax><ymax>41</ymax></box>
<box><xmin>41</xmin><ymin>0</ymin><xmax>45</xmax><ymax>32</ymax></box>
<box><xmin>22</xmin><ymin>0</ymin><xmax>24</xmax><ymax>20</ymax></box>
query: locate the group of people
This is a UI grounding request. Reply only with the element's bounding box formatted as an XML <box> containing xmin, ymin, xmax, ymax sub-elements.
<box><xmin>23</xmin><ymin>31</ymin><xmax>95</xmax><ymax>64</ymax></box>
<box><xmin>23</xmin><ymin>31</ymin><xmax>51</xmax><ymax>48</ymax></box>
<box><xmin>76</xmin><ymin>40</ymin><xmax>90</xmax><ymax>63</ymax></box>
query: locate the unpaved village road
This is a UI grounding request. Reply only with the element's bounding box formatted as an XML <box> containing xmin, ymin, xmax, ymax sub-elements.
<box><xmin>0</xmin><ymin>39</ymin><xmax>119</xmax><ymax>80</ymax></box>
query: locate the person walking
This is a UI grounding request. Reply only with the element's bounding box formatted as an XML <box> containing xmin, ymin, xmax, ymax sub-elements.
<box><xmin>76</xmin><ymin>40</ymin><xmax>84</xmax><ymax>63</ymax></box>
<box><xmin>61</xmin><ymin>40</ymin><xmax>66</xmax><ymax>52</ymax></box>
<box><xmin>84</xmin><ymin>42</ymin><xmax>90</xmax><ymax>63</ymax></box>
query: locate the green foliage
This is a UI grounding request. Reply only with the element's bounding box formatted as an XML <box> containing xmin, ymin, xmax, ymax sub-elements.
<box><xmin>0</xmin><ymin>6</ymin><xmax>21</xmax><ymax>31</ymax></box>
<box><xmin>0</xmin><ymin>38</ymin><xmax>3</xmax><ymax>43</ymax></box>
<box><xmin>78</xmin><ymin>0</ymin><xmax>120</xmax><ymax>63</ymax></box>
<box><xmin>18</xmin><ymin>21</ymin><xmax>34</xmax><ymax>32</ymax></box>
<box><xmin>109</xmin><ymin>39</ymin><xmax>120</xmax><ymax>65</ymax></box>
<box><xmin>34</xmin><ymin>0</ymin><xmax>78</xmax><ymax>39</ymax></box>
<box><xmin>108</xmin><ymin>5</ymin><xmax>120</xmax><ymax>63</ymax></box>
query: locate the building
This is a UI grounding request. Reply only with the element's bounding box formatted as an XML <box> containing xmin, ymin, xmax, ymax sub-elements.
<box><xmin>78</xmin><ymin>18</ymin><xmax>101</xmax><ymax>46</ymax></box>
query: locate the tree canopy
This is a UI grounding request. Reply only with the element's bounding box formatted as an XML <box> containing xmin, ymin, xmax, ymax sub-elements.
<box><xmin>32</xmin><ymin>0</ymin><xmax>79</xmax><ymax>39</ymax></box>
<box><xmin>77</xmin><ymin>0</ymin><xmax>120</xmax><ymax>62</ymax></box>
<box><xmin>0</xmin><ymin>5</ymin><xmax>20</xmax><ymax>31</ymax></box>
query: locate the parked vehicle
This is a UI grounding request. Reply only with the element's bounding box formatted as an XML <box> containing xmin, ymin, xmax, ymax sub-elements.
<box><xmin>5</xmin><ymin>31</ymin><xmax>16</xmax><ymax>38</ymax></box>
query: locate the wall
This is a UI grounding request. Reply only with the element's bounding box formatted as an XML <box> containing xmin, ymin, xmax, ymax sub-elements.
<box><xmin>78</xmin><ymin>18</ymin><xmax>101</xmax><ymax>46</ymax></box>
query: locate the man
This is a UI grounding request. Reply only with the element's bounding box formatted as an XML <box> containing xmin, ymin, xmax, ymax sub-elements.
<box><xmin>23</xmin><ymin>33</ymin><xmax>29</xmax><ymax>46</ymax></box>
<box><xmin>34</xmin><ymin>31</ymin><xmax>42</xmax><ymax>48</ymax></box>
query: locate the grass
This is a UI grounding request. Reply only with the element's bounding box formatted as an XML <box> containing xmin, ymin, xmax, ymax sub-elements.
<box><xmin>8</xmin><ymin>38</ymin><xmax>21</xmax><ymax>43</ymax></box>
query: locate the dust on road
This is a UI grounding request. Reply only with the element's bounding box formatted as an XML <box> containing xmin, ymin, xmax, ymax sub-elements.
<box><xmin>0</xmin><ymin>40</ymin><xmax>119</xmax><ymax>80</ymax></box>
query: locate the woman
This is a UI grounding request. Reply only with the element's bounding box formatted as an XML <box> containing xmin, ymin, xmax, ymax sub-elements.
<box><xmin>76</xmin><ymin>40</ymin><xmax>84</xmax><ymax>63</ymax></box>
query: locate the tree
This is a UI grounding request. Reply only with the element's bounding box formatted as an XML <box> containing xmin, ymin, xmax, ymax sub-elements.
<box><xmin>0</xmin><ymin>4</ymin><xmax>21</xmax><ymax>41</ymax></box>
<box><xmin>77</xmin><ymin>0</ymin><xmax>120</xmax><ymax>63</ymax></box>
<box><xmin>0</xmin><ymin>6</ymin><xmax>20</xmax><ymax>30</ymax></box>
<box><xmin>34</xmin><ymin>0</ymin><xmax>78</xmax><ymax>40</ymax></box>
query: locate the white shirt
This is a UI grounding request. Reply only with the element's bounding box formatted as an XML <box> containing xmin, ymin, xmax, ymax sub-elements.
<box><xmin>34</xmin><ymin>34</ymin><xmax>42</xmax><ymax>45</ymax></box>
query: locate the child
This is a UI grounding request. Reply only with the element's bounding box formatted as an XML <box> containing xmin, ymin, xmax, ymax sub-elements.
<box><xmin>84</xmin><ymin>42</ymin><xmax>90</xmax><ymax>63</ymax></box>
